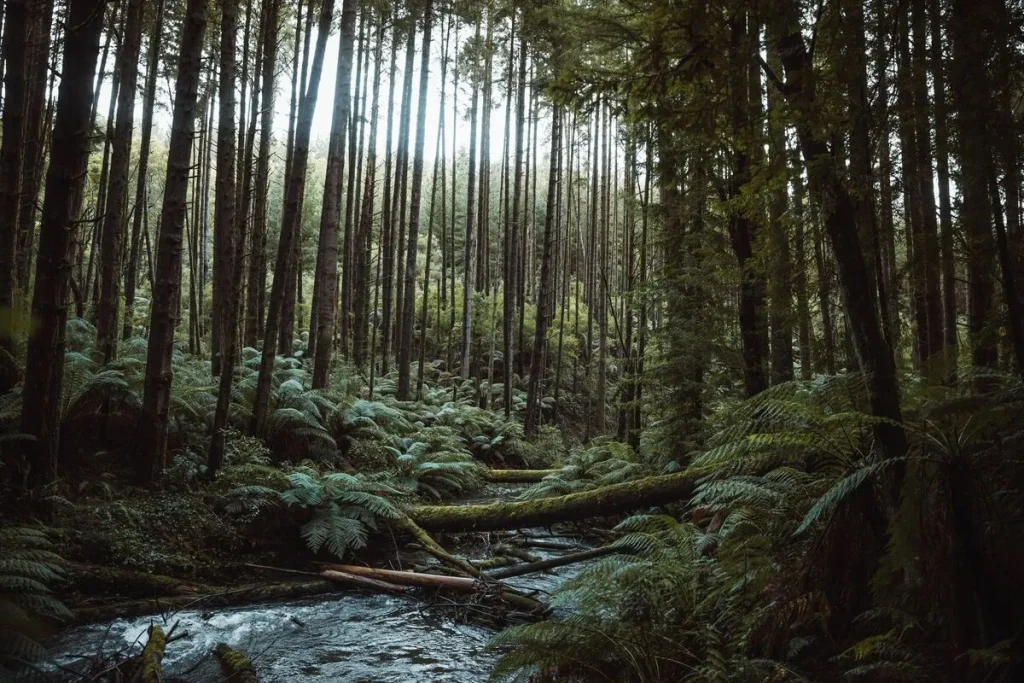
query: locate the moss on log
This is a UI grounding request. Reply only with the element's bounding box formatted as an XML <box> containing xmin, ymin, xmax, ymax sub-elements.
<box><xmin>140</xmin><ymin>625</ymin><xmax>167</xmax><ymax>683</ymax></box>
<box><xmin>407</xmin><ymin>472</ymin><xmax>695</xmax><ymax>533</ymax></box>
<box><xmin>483</xmin><ymin>469</ymin><xmax>559</xmax><ymax>483</ymax></box>
<box><xmin>214</xmin><ymin>643</ymin><xmax>258</xmax><ymax>683</ymax></box>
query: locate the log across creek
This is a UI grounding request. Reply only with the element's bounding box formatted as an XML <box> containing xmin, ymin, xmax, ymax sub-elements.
<box><xmin>406</xmin><ymin>471</ymin><xmax>696</xmax><ymax>532</ymax></box>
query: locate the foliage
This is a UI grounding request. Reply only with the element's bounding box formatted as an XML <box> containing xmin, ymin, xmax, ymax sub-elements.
<box><xmin>278</xmin><ymin>466</ymin><xmax>403</xmax><ymax>558</ymax></box>
<box><xmin>0</xmin><ymin>527</ymin><xmax>71</xmax><ymax>678</ymax></box>
<box><xmin>493</xmin><ymin>374</ymin><xmax>1024</xmax><ymax>682</ymax></box>
<box><xmin>518</xmin><ymin>438</ymin><xmax>649</xmax><ymax>500</ymax></box>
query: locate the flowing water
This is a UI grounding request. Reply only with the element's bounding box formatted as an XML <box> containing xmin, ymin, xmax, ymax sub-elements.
<box><xmin>49</xmin><ymin>528</ymin><xmax>590</xmax><ymax>682</ymax></box>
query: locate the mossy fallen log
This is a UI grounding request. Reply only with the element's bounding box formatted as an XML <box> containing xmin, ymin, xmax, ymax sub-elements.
<box><xmin>483</xmin><ymin>469</ymin><xmax>559</xmax><ymax>483</ymax></box>
<box><xmin>214</xmin><ymin>643</ymin><xmax>258</xmax><ymax>683</ymax></box>
<box><xmin>140</xmin><ymin>625</ymin><xmax>167</xmax><ymax>683</ymax></box>
<box><xmin>407</xmin><ymin>471</ymin><xmax>695</xmax><ymax>533</ymax></box>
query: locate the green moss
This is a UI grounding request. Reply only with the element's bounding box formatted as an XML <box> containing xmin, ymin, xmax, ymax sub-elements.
<box><xmin>214</xmin><ymin>643</ymin><xmax>258</xmax><ymax>683</ymax></box>
<box><xmin>141</xmin><ymin>625</ymin><xmax>166</xmax><ymax>683</ymax></box>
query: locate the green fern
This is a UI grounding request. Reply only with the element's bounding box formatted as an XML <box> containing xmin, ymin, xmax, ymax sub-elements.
<box><xmin>0</xmin><ymin>527</ymin><xmax>70</xmax><ymax>677</ymax></box>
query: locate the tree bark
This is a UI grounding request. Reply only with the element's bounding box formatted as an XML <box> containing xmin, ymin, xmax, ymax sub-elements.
<box><xmin>251</xmin><ymin>0</ymin><xmax>335</xmax><ymax>437</ymax></box>
<box><xmin>525</xmin><ymin>107</ymin><xmax>561</xmax><ymax>436</ymax></box>
<box><xmin>767</xmin><ymin>3</ymin><xmax>907</xmax><ymax>460</ymax></box>
<box><xmin>460</xmin><ymin>23</ymin><xmax>482</xmax><ymax>380</ymax></box>
<box><xmin>310</xmin><ymin>0</ymin><xmax>358</xmax><ymax>388</ymax></box>
<box><xmin>14</xmin><ymin>0</ymin><xmax>55</xmax><ymax>297</ymax></box>
<box><xmin>397</xmin><ymin>0</ymin><xmax>434</xmax><ymax>399</ymax></box>
<box><xmin>504</xmin><ymin>30</ymin><xmax>527</xmax><ymax>418</ymax></box>
<box><xmin>136</xmin><ymin>0</ymin><xmax>210</xmax><ymax>484</ymax></box>
<box><xmin>16</xmin><ymin>0</ymin><xmax>105</xmax><ymax>489</ymax></box>
<box><xmin>123</xmin><ymin>0</ymin><xmax>167</xmax><ymax>341</ymax></box>
<box><xmin>95</xmin><ymin>0</ymin><xmax>144</xmax><ymax>363</ymax></box>
<box><xmin>0</xmin><ymin>0</ymin><xmax>31</xmax><ymax>353</ymax></box>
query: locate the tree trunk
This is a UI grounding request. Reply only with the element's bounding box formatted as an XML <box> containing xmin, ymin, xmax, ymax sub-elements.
<box><xmin>206</xmin><ymin>0</ymin><xmax>239</xmax><ymax>475</ymax></box>
<box><xmin>768</xmin><ymin>3</ymin><xmax>907</xmax><ymax>460</ymax></box>
<box><xmin>95</xmin><ymin>0</ymin><xmax>144</xmax><ymax>363</ymax></box>
<box><xmin>135</xmin><ymin>0</ymin><xmax>211</xmax><ymax>484</ymax></box>
<box><xmin>950</xmin><ymin>0</ymin><xmax>998</xmax><ymax>379</ymax></box>
<box><xmin>459</xmin><ymin>23</ymin><xmax>482</xmax><ymax>380</ymax></box>
<box><xmin>377</xmin><ymin>21</ymin><xmax>400</xmax><ymax>377</ymax></box>
<box><xmin>251</xmin><ymin>0</ymin><xmax>335</xmax><ymax>437</ymax></box>
<box><xmin>353</xmin><ymin>18</ymin><xmax>384</xmax><ymax>371</ymax></box>
<box><xmin>14</xmin><ymin>0</ymin><xmax>55</xmax><ymax>297</ymax></box>
<box><xmin>396</xmin><ymin>0</ymin><xmax>434</xmax><ymax>399</ymax></box>
<box><xmin>525</xmin><ymin>107</ymin><xmax>561</xmax><ymax>437</ymax></box>
<box><xmin>391</xmin><ymin>14</ymin><xmax>417</xmax><ymax>361</ymax></box>
<box><xmin>0</xmin><ymin>0</ymin><xmax>31</xmax><ymax>353</ymax></box>
<box><xmin>504</xmin><ymin>30</ymin><xmax>527</xmax><ymax>418</ymax></box>
<box><xmin>123</xmin><ymin>0</ymin><xmax>166</xmax><ymax>341</ymax></box>
<box><xmin>15</xmin><ymin>0</ymin><xmax>105</xmax><ymax>490</ymax></box>
<box><xmin>310</xmin><ymin>0</ymin><xmax>358</xmax><ymax>388</ymax></box>
<box><xmin>243</xmin><ymin>0</ymin><xmax>279</xmax><ymax>350</ymax></box>
<box><xmin>930</xmin><ymin>0</ymin><xmax>957</xmax><ymax>376</ymax></box>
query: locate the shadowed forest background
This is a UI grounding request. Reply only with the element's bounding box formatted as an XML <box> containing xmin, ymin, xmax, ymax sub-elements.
<box><xmin>1</xmin><ymin>0</ymin><xmax>1024</xmax><ymax>680</ymax></box>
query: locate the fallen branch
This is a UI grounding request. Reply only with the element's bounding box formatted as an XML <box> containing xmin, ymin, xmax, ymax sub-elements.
<box><xmin>407</xmin><ymin>472</ymin><xmax>695</xmax><ymax>532</ymax></box>
<box><xmin>214</xmin><ymin>643</ymin><xmax>258</xmax><ymax>683</ymax></box>
<box><xmin>484</xmin><ymin>469</ymin><xmax>559</xmax><ymax>483</ymax></box>
<box><xmin>243</xmin><ymin>562</ymin><xmax>409</xmax><ymax>593</ymax></box>
<box><xmin>69</xmin><ymin>562</ymin><xmax>215</xmax><ymax>598</ymax></box>
<box><xmin>319</xmin><ymin>563</ymin><xmax>546</xmax><ymax>613</ymax></box>
<box><xmin>487</xmin><ymin>545</ymin><xmax>623</xmax><ymax>579</ymax></box>
<box><xmin>393</xmin><ymin>515</ymin><xmax>480</xmax><ymax>576</ymax></box>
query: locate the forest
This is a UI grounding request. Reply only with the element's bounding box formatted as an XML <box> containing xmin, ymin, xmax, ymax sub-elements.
<box><xmin>1</xmin><ymin>0</ymin><xmax>1023</xmax><ymax>680</ymax></box>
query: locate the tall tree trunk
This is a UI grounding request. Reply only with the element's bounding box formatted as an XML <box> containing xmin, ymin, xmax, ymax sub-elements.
<box><xmin>416</xmin><ymin>14</ymin><xmax>450</xmax><ymax>398</ymax></box>
<box><xmin>124</xmin><ymin>0</ymin><xmax>166</xmax><ymax>341</ymax></box>
<box><xmin>768</xmin><ymin>3</ymin><xmax>907</xmax><ymax>460</ymax></box>
<box><xmin>950</xmin><ymin>0</ymin><xmax>998</xmax><ymax>380</ymax></box>
<box><xmin>396</xmin><ymin>0</ymin><xmax>433</xmax><ymax>399</ymax></box>
<box><xmin>930</xmin><ymin>0</ymin><xmax>957</xmax><ymax>376</ymax></box>
<box><xmin>459</xmin><ymin>22</ymin><xmax>482</xmax><ymax>380</ymax></box>
<box><xmin>873</xmin><ymin>0</ymin><xmax>900</xmax><ymax>352</ymax></box>
<box><xmin>15</xmin><ymin>0</ymin><xmax>55</xmax><ymax>297</ymax></box>
<box><xmin>767</xmin><ymin>31</ymin><xmax>793</xmax><ymax>384</ymax></box>
<box><xmin>476</xmin><ymin>13</ymin><xmax>493</xmax><ymax>295</ymax></box>
<box><xmin>0</xmin><ymin>0</ymin><xmax>31</xmax><ymax>353</ymax></box>
<box><xmin>251</xmin><ymin>0</ymin><xmax>335</xmax><ymax>437</ymax></box>
<box><xmin>244</xmin><ymin>0</ymin><xmax>279</xmax><ymax>349</ymax></box>
<box><xmin>728</xmin><ymin>12</ymin><xmax>768</xmax><ymax>398</ymax></box>
<box><xmin>353</xmin><ymin>16</ymin><xmax>383</xmax><ymax>370</ymax></box>
<box><xmin>525</xmin><ymin>107</ymin><xmax>561</xmax><ymax>437</ymax></box>
<box><xmin>912</xmin><ymin>0</ymin><xmax>945</xmax><ymax>378</ymax></box>
<box><xmin>504</xmin><ymin>29</ymin><xmax>526</xmax><ymax>418</ymax></box>
<box><xmin>14</xmin><ymin>0</ymin><xmax>105</xmax><ymax>489</ymax></box>
<box><xmin>377</xmin><ymin>21</ymin><xmax>400</xmax><ymax>376</ymax></box>
<box><xmin>95</xmin><ymin>0</ymin><xmax>144</xmax><ymax>363</ymax></box>
<box><xmin>391</xmin><ymin>14</ymin><xmax>417</xmax><ymax>360</ymax></box>
<box><xmin>310</xmin><ymin>0</ymin><xmax>358</xmax><ymax>388</ymax></box>
<box><xmin>135</xmin><ymin>0</ymin><xmax>210</xmax><ymax>484</ymax></box>
<box><xmin>207</xmin><ymin>0</ymin><xmax>240</xmax><ymax>474</ymax></box>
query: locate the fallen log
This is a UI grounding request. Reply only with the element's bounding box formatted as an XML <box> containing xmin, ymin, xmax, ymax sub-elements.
<box><xmin>320</xmin><ymin>564</ymin><xmax>477</xmax><ymax>591</ymax></box>
<box><xmin>139</xmin><ymin>625</ymin><xmax>166</xmax><ymax>683</ymax></box>
<box><xmin>319</xmin><ymin>564</ymin><xmax>545</xmax><ymax>613</ymax></box>
<box><xmin>512</xmin><ymin>538</ymin><xmax>582</xmax><ymax>551</ymax></box>
<box><xmin>214</xmin><ymin>643</ymin><xmax>258</xmax><ymax>683</ymax></box>
<box><xmin>407</xmin><ymin>471</ymin><xmax>695</xmax><ymax>533</ymax></box>
<box><xmin>484</xmin><ymin>469</ymin><xmax>559</xmax><ymax>483</ymax></box>
<box><xmin>487</xmin><ymin>545</ymin><xmax>624</xmax><ymax>580</ymax></box>
<box><xmin>243</xmin><ymin>562</ymin><xmax>409</xmax><ymax>593</ymax></box>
